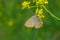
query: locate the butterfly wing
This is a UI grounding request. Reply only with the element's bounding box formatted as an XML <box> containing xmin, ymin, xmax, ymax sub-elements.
<box><xmin>24</xmin><ymin>15</ymin><xmax>36</xmax><ymax>28</ymax></box>
<box><xmin>34</xmin><ymin>22</ymin><xmax>43</xmax><ymax>29</ymax></box>
<box><xmin>33</xmin><ymin>14</ymin><xmax>43</xmax><ymax>28</ymax></box>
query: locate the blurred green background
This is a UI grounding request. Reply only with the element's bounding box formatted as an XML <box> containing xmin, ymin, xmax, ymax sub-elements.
<box><xmin>0</xmin><ymin>0</ymin><xmax>60</xmax><ymax>40</ymax></box>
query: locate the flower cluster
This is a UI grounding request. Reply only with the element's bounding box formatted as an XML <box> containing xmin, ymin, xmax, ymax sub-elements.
<box><xmin>35</xmin><ymin>0</ymin><xmax>48</xmax><ymax>5</ymax></box>
<box><xmin>22</xmin><ymin>0</ymin><xmax>48</xmax><ymax>9</ymax></box>
<box><xmin>22</xmin><ymin>1</ymin><xmax>30</xmax><ymax>9</ymax></box>
<box><xmin>21</xmin><ymin>0</ymin><xmax>48</xmax><ymax>19</ymax></box>
<box><xmin>36</xmin><ymin>8</ymin><xmax>44</xmax><ymax>19</ymax></box>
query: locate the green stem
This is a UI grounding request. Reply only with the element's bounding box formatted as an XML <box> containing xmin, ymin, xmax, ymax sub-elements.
<box><xmin>30</xmin><ymin>5</ymin><xmax>41</xmax><ymax>8</ymax></box>
<box><xmin>42</xmin><ymin>5</ymin><xmax>60</xmax><ymax>21</ymax></box>
<box><xmin>30</xmin><ymin>6</ymin><xmax>37</xmax><ymax>7</ymax></box>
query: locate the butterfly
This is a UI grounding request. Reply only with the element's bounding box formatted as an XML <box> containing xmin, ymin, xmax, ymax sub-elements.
<box><xmin>24</xmin><ymin>14</ymin><xmax>43</xmax><ymax>29</ymax></box>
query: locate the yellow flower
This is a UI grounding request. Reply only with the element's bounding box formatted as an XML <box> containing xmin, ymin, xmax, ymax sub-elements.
<box><xmin>36</xmin><ymin>0</ymin><xmax>48</xmax><ymax>5</ymax></box>
<box><xmin>44</xmin><ymin>0</ymin><xmax>48</xmax><ymax>4</ymax></box>
<box><xmin>39</xmin><ymin>9</ymin><xmax>43</xmax><ymax>14</ymax></box>
<box><xmin>36</xmin><ymin>8</ymin><xmax>45</xmax><ymax>19</ymax></box>
<box><xmin>36</xmin><ymin>1</ymin><xmax>39</xmax><ymax>6</ymax></box>
<box><xmin>33</xmin><ymin>0</ymin><xmax>37</xmax><ymax>2</ymax></box>
<box><xmin>22</xmin><ymin>1</ymin><xmax>30</xmax><ymax>9</ymax></box>
<box><xmin>36</xmin><ymin>8</ymin><xmax>43</xmax><ymax>14</ymax></box>
<box><xmin>36</xmin><ymin>8</ymin><xmax>39</xmax><ymax>14</ymax></box>
<box><xmin>36</xmin><ymin>0</ymin><xmax>43</xmax><ymax>5</ymax></box>
<box><xmin>37</xmin><ymin>14</ymin><xmax>45</xmax><ymax>19</ymax></box>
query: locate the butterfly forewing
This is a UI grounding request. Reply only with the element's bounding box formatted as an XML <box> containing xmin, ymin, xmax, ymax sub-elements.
<box><xmin>25</xmin><ymin>15</ymin><xmax>35</xmax><ymax>28</ymax></box>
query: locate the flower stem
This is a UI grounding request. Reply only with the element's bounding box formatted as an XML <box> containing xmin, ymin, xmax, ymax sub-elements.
<box><xmin>42</xmin><ymin>5</ymin><xmax>60</xmax><ymax>21</ymax></box>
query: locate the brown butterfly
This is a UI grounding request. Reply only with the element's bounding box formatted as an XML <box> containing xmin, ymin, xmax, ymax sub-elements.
<box><xmin>24</xmin><ymin>14</ymin><xmax>43</xmax><ymax>29</ymax></box>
